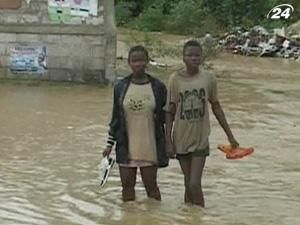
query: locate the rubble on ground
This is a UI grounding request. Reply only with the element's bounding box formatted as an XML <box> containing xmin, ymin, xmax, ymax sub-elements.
<box><xmin>217</xmin><ymin>25</ymin><xmax>300</xmax><ymax>60</ymax></box>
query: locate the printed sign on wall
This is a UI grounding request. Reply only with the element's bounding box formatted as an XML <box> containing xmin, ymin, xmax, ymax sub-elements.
<box><xmin>48</xmin><ymin>0</ymin><xmax>98</xmax><ymax>22</ymax></box>
<box><xmin>9</xmin><ymin>45</ymin><xmax>47</xmax><ymax>74</ymax></box>
<box><xmin>71</xmin><ymin>0</ymin><xmax>98</xmax><ymax>17</ymax></box>
<box><xmin>48</xmin><ymin>0</ymin><xmax>72</xmax><ymax>22</ymax></box>
<box><xmin>70</xmin><ymin>0</ymin><xmax>90</xmax><ymax>17</ymax></box>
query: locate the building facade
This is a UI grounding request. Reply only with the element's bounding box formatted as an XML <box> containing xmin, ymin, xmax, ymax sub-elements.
<box><xmin>0</xmin><ymin>0</ymin><xmax>116</xmax><ymax>83</ymax></box>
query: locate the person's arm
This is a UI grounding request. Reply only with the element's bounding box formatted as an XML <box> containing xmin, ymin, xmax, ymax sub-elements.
<box><xmin>211</xmin><ymin>101</ymin><xmax>239</xmax><ymax>148</ymax></box>
<box><xmin>103</xmin><ymin>85</ymin><xmax>119</xmax><ymax>157</ymax></box>
<box><xmin>159</xmin><ymin>82</ymin><xmax>168</xmax><ymax>123</ymax></box>
<box><xmin>165</xmin><ymin>75</ymin><xmax>178</xmax><ymax>158</ymax></box>
<box><xmin>165</xmin><ymin>108</ymin><xmax>174</xmax><ymax>141</ymax></box>
<box><xmin>165</xmin><ymin>104</ymin><xmax>176</xmax><ymax>158</ymax></box>
<box><xmin>208</xmin><ymin>73</ymin><xmax>239</xmax><ymax>148</ymax></box>
<box><xmin>103</xmin><ymin>132</ymin><xmax>116</xmax><ymax>157</ymax></box>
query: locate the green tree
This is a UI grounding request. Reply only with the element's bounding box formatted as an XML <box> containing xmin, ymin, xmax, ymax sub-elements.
<box><xmin>115</xmin><ymin>0</ymin><xmax>300</xmax><ymax>34</ymax></box>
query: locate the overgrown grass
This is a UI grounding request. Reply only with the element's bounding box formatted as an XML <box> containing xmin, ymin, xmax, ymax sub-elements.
<box><xmin>115</xmin><ymin>0</ymin><xmax>299</xmax><ymax>36</ymax></box>
<box><xmin>115</xmin><ymin>0</ymin><xmax>225</xmax><ymax>36</ymax></box>
<box><xmin>122</xmin><ymin>30</ymin><xmax>182</xmax><ymax>59</ymax></box>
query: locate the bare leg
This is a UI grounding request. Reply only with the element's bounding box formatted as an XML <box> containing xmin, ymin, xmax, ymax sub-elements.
<box><xmin>140</xmin><ymin>166</ymin><xmax>161</xmax><ymax>201</ymax></box>
<box><xmin>189</xmin><ymin>156</ymin><xmax>206</xmax><ymax>207</ymax></box>
<box><xmin>119</xmin><ymin>166</ymin><xmax>137</xmax><ymax>202</ymax></box>
<box><xmin>178</xmin><ymin>156</ymin><xmax>192</xmax><ymax>203</ymax></box>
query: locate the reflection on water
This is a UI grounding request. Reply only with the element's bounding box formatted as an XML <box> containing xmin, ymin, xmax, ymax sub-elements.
<box><xmin>0</xmin><ymin>55</ymin><xmax>300</xmax><ymax>225</ymax></box>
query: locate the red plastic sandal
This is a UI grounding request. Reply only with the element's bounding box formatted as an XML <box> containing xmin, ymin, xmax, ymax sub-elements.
<box><xmin>218</xmin><ymin>144</ymin><xmax>254</xmax><ymax>159</ymax></box>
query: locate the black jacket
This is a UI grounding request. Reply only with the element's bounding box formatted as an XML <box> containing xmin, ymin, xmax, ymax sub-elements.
<box><xmin>108</xmin><ymin>74</ymin><xmax>169</xmax><ymax>167</ymax></box>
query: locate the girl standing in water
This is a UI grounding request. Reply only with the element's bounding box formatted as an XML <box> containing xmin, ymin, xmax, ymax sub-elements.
<box><xmin>165</xmin><ymin>40</ymin><xmax>239</xmax><ymax>207</ymax></box>
<box><xmin>103</xmin><ymin>45</ymin><xmax>168</xmax><ymax>201</ymax></box>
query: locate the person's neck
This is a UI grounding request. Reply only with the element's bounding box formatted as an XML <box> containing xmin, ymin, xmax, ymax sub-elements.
<box><xmin>186</xmin><ymin>67</ymin><xmax>199</xmax><ymax>76</ymax></box>
<box><xmin>131</xmin><ymin>73</ymin><xmax>149</xmax><ymax>84</ymax></box>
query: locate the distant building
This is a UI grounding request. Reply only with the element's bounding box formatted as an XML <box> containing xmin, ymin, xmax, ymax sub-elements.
<box><xmin>0</xmin><ymin>0</ymin><xmax>116</xmax><ymax>83</ymax></box>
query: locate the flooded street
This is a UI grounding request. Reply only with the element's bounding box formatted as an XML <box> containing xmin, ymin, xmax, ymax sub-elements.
<box><xmin>0</xmin><ymin>55</ymin><xmax>300</xmax><ymax>225</ymax></box>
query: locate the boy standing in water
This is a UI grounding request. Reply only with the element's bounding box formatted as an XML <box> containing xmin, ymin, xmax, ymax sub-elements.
<box><xmin>165</xmin><ymin>40</ymin><xmax>239</xmax><ymax>207</ymax></box>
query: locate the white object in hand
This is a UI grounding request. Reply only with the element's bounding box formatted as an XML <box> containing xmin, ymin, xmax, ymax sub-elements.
<box><xmin>99</xmin><ymin>156</ymin><xmax>115</xmax><ymax>187</ymax></box>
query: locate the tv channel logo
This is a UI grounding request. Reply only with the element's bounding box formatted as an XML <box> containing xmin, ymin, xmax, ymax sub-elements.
<box><xmin>267</xmin><ymin>4</ymin><xmax>294</xmax><ymax>19</ymax></box>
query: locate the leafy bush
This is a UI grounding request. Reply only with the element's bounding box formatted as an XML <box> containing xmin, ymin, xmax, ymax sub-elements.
<box><xmin>166</xmin><ymin>0</ymin><xmax>205</xmax><ymax>34</ymax></box>
<box><xmin>115</xmin><ymin>0</ymin><xmax>300</xmax><ymax>35</ymax></box>
<box><xmin>128</xmin><ymin>6</ymin><xmax>167</xmax><ymax>32</ymax></box>
<box><xmin>115</xmin><ymin>2</ymin><xmax>134</xmax><ymax>26</ymax></box>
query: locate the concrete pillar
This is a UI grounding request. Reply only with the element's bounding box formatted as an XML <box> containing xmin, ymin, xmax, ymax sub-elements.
<box><xmin>103</xmin><ymin>0</ymin><xmax>117</xmax><ymax>84</ymax></box>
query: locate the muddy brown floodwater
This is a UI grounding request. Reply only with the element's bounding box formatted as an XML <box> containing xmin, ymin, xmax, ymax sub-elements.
<box><xmin>0</xmin><ymin>54</ymin><xmax>299</xmax><ymax>225</ymax></box>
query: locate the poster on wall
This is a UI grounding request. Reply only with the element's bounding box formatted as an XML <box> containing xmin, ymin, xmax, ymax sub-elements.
<box><xmin>48</xmin><ymin>0</ymin><xmax>98</xmax><ymax>22</ymax></box>
<box><xmin>9</xmin><ymin>45</ymin><xmax>47</xmax><ymax>74</ymax></box>
<box><xmin>70</xmin><ymin>0</ymin><xmax>90</xmax><ymax>17</ymax></box>
<box><xmin>89</xmin><ymin>0</ymin><xmax>98</xmax><ymax>16</ymax></box>
<box><xmin>48</xmin><ymin>0</ymin><xmax>72</xmax><ymax>22</ymax></box>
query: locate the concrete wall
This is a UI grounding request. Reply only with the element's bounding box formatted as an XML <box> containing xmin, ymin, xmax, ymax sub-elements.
<box><xmin>0</xmin><ymin>0</ymin><xmax>116</xmax><ymax>83</ymax></box>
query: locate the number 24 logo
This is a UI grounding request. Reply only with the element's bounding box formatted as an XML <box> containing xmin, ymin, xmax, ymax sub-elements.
<box><xmin>267</xmin><ymin>4</ymin><xmax>294</xmax><ymax>19</ymax></box>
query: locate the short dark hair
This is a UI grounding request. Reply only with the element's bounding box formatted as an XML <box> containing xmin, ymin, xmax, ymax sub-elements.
<box><xmin>183</xmin><ymin>40</ymin><xmax>202</xmax><ymax>54</ymax></box>
<box><xmin>128</xmin><ymin>45</ymin><xmax>149</xmax><ymax>62</ymax></box>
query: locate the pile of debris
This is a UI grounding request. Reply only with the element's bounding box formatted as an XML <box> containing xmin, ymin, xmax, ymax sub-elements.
<box><xmin>218</xmin><ymin>25</ymin><xmax>300</xmax><ymax>60</ymax></box>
